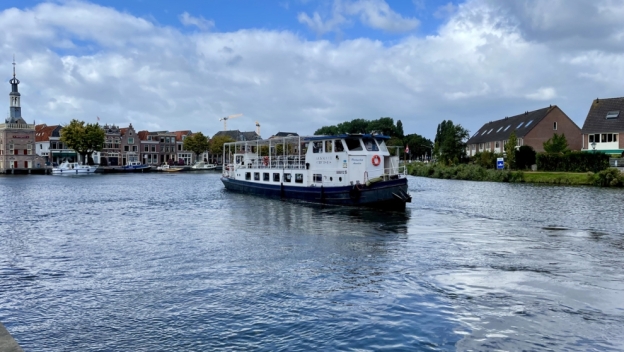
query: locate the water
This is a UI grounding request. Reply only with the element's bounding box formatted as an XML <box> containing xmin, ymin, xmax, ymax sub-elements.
<box><xmin>1</xmin><ymin>173</ymin><xmax>623</xmax><ymax>351</ymax></box>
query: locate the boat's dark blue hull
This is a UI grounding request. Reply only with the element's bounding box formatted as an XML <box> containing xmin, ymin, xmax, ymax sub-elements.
<box><xmin>221</xmin><ymin>176</ymin><xmax>411</xmax><ymax>210</ymax></box>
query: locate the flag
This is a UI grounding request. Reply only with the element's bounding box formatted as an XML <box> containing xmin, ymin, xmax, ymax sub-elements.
<box><xmin>405</xmin><ymin>145</ymin><xmax>409</xmax><ymax>154</ymax></box>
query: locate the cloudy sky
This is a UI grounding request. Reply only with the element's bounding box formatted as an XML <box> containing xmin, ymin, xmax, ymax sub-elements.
<box><xmin>2</xmin><ymin>0</ymin><xmax>623</xmax><ymax>139</ymax></box>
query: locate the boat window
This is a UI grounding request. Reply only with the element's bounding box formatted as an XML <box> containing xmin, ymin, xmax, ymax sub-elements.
<box><xmin>345</xmin><ymin>138</ymin><xmax>362</xmax><ymax>151</ymax></box>
<box><xmin>295</xmin><ymin>173</ymin><xmax>303</xmax><ymax>183</ymax></box>
<box><xmin>254</xmin><ymin>172</ymin><xmax>260</xmax><ymax>181</ymax></box>
<box><xmin>335</xmin><ymin>140</ymin><xmax>345</xmax><ymax>152</ymax></box>
<box><xmin>263</xmin><ymin>172</ymin><xmax>270</xmax><ymax>181</ymax></box>
<box><xmin>313</xmin><ymin>174</ymin><xmax>322</xmax><ymax>183</ymax></box>
<box><xmin>245</xmin><ymin>172</ymin><xmax>251</xmax><ymax>180</ymax></box>
<box><xmin>362</xmin><ymin>138</ymin><xmax>379</xmax><ymax>151</ymax></box>
<box><xmin>324</xmin><ymin>140</ymin><xmax>333</xmax><ymax>153</ymax></box>
<box><xmin>312</xmin><ymin>141</ymin><xmax>323</xmax><ymax>153</ymax></box>
<box><xmin>377</xmin><ymin>140</ymin><xmax>389</xmax><ymax>152</ymax></box>
<box><xmin>284</xmin><ymin>173</ymin><xmax>292</xmax><ymax>182</ymax></box>
<box><xmin>273</xmin><ymin>173</ymin><xmax>280</xmax><ymax>182</ymax></box>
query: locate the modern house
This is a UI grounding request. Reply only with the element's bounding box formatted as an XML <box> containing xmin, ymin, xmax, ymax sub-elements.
<box><xmin>466</xmin><ymin>105</ymin><xmax>582</xmax><ymax>156</ymax></box>
<box><xmin>580</xmin><ymin>97</ymin><xmax>624</xmax><ymax>156</ymax></box>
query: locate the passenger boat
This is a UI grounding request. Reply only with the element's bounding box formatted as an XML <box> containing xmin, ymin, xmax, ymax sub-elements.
<box><xmin>190</xmin><ymin>161</ymin><xmax>217</xmax><ymax>170</ymax></box>
<box><xmin>52</xmin><ymin>161</ymin><xmax>99</xmax><ymax>174</ymax></box>
<box><xmin>156</xmin><ymin>163</ymin><xmax>183</xmax><ymax>172</ymax></box>
<box><xmin>221</xmin><ymin>134</ymin><xmax>411</xmax><ymax>209</ymax></box>
<box><xmin>121</xmin><ymin>160</ymin><xmax>152</xmax><ymax>172</ymax></box>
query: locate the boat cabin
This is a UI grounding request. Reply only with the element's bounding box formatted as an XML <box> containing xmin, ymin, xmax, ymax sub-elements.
<box><xmin>222</xmin><ymin>134</ymin><xmax>404</xmax><ymax>187</ymax></box>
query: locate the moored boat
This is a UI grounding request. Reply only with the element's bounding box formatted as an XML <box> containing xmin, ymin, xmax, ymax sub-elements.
<box><xmin>121</xmin><ymin>160</ymin><xmax>152</xmax><ymax>172</ymax></box>
<box><xmin>52</xmin><ymin>161</ymin><xmax>99</xmax><ymax>174</ymax></box>
<box><xmin>221</xmin><ymin>134</ymin><xmax>411</xmax><ymax>209</ymax></box>
<box><xmin>190</xmin><ymin>161</ymin><xmax>217</xmax><ymax>170</ymax></box>
<box><xmin>156</xmin><ymin>163</ymin><xmax>183</xmax><ymax>172</ymax></box>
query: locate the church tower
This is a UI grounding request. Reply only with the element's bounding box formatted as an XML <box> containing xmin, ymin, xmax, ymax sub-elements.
<box><xmin>1</xmin><ymin>57</ymin><xmax>37</xmax><ymax>173</ymax></box>
<box><xmin>7</xmin><ymin>56</ymin><xmax>25</xmax><ymax>124</ymax></box>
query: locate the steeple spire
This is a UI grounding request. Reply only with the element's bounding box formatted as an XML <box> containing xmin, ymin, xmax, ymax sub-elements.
<box><xmin>8</xmin><ymin>56</ymin><xmax>23</xmax><ymax>123</ymax></box>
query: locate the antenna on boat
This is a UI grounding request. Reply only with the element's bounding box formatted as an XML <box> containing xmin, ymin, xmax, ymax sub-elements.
<box><xmin>255</xmin><ymin>121</ymin><xmax>260</xmax><ymax>136</ymax></box>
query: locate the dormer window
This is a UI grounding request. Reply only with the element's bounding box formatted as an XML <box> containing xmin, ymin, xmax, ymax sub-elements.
<box><xmin>606</xmin><ymin>111</ymin><xmax>620</xmax><ymax>119</ymax></box>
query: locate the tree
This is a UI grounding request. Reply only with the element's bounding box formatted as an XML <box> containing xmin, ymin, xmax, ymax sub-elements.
<box><xmin>434</xmin><ymin>120</ymin><xmax>469</xmax><ymax>164</ymax></box>
<box><xmin>314</xmin><ymin>117</ymin><xmax>399</xmax><ymax>136</ymax></box>
<box><xmin>515</xmin><ymin>145</ymin><xmax>536</xmax><ymax>169</ymax></box>
<box><xmin>60</xmin><ymin>119</ymin><xmax>105</xmax><ymax>165</ymax></box>
<box><xmin>183</xmin><ymin>132</ymin><xmax>210</xmax><ymax>160</ymax></box>
<box><xmin>505</xmin><ymin>130</ymin><xmax>518</xmax><ymax>169</ymax></box>
<box><xmin>396</xmin><ymin>120</ymin><xmax>404</xmax><ymax>139</ymax></box>
<box><xmin>209</xmin><ymin>135</ymin><xmax>235</xmax><ymax>157</ymax></box>
<box><xmin>543</xmin><ymin>133</ymin><xmax>569</xmax><ymax>154</ymax></box>
<box><xmin>404</xmin><ymin>133</ymin><xmax>433</xmax><ymax>160</ymax></box>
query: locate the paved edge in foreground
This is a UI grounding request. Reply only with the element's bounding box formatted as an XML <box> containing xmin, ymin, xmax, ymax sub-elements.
<box><xmin>0</xmin><ymin>322</ymin><xmax>23</xmax><ymax>352</ymax></box>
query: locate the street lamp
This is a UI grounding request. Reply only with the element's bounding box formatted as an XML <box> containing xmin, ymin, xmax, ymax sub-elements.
<box><xmin>591</xmin><ymin>141</ymin><xmax>596</xmax><ymax>153</ymax></box>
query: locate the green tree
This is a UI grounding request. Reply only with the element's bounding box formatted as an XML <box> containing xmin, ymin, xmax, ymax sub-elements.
<box><xmin>434</xmin><ymin>120</ymin><xmax>469</xmax><ymax>164</ymax></box>
<box><xmin>396</xmin><ymin>120</ymin><xmax>404</xmax><ymax>139</ymax></box>
<box><xmin>314</xmin><ymin>125</ymin><xmax>339</xmax><ymax>135</ymax></box>
<box><xmin>183</xmin><ymin>132</ymin><xmax>210</xmax><ymax>160</ymax></box>
<box><xmin>543</xmin><ymin>133</ymin><xmax>569</xmax><ymax>153</ymax></box>
<box><xmin>209</xmin><ymin>135</ymin><xmax>235</xmax><ymax>157</ymax></box>
<box><xmin>404</xmin><ymin>133</ymin><xmax>433</xmax><ymax>160</ymax></box>
<box><xmin>515</xmin><ymin>145</ymin><xmax>536</xmax><ymax>169</ymax></box>
<box><xmin>60</xmin><ymin>119</ymin><xmax>105</xmax><ymax>165</ymax></box>
<box><xmin>505</xmin><ymin>130</ymin><xmax>518</xmax><ymax>169</ymax></box>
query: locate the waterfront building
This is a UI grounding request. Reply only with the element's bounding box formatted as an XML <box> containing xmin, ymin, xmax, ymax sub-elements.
<box><xmin>100</xmin><ymin>124</ymin><xmax>122</xmax><ymax>166</ymax></box>
<box><xmin>138</xmin><ymin>130</ymin><xmax>160</xmax><ymax>165</ymax></box>
<box><xmin>174</xmin><ymin>130</ymin><xmax>194</xmax><ymax>165</ymax></box>
<box><xmin>269</xmin><ymin>132</ymin><xmax>299</xmax><ymax>139</ymax></box>
<box><xmin>0</xmin><ymin>61</ymin><xmax>37</xmax><ymax>172</ymax></box>
<box><xmin>120</xmin><ymin>124</ymin><xmax>139</xmax><ymax>165</ymax></box>
<box><xmin>580</xmin><ymin>97</ymin><xmax>624</xmax><ymax>156</ymax></box>
<box><xmin>466</xmin><ymin>105</ymin><xmax>582</xmax><ymax>156</ymax></box>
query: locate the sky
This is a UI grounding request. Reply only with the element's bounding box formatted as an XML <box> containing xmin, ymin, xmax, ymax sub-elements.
<box><xmin>2</xmin><ymin>0</ymin><xmax>624</xmax><ymax>140</ymax></box>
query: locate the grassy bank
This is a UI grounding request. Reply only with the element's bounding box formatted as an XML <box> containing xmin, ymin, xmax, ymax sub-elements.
<box><xmin>406</xmin><ymin>163</ymin><xmax>624</xmax><ymax>187</ymax></box>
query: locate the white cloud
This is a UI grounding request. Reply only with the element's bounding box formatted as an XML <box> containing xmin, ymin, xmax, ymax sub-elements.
<box><xmin>298</xmin><ymin>0</ymin><xmax>418</xmax><ymax>35</ymax></box>
<box><xmin>346</xmin><ymin>0</ymin><xmax>419</xmax><ymax>32</ymax></box>
<box><xmin>179</xmin><ymin>12</ymin><xmax>214</xmax><ymax>31</ymax></box>
<box><xmin>2</xmin><ymin>0</ymin><xmax>624</xmax><ymax>139</ymax></box>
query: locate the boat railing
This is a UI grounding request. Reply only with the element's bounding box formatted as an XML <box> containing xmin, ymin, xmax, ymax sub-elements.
<box><xmin>234</xmin><ymin>155</ymin><xmax>307</xmax><ymax>170</ymax></box>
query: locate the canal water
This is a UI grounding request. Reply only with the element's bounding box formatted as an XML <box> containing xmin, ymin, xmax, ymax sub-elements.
<box><xmin>0</xmin><ymin>173</ymin><xmax>623</xmax><ymax>351</ymax></box>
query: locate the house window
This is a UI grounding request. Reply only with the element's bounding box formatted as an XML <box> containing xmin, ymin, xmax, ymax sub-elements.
<box><xmin>245</xmin><ymin>172</ymin><xmax>251</xmax><ymax>180</ymax></box>
<box><xmin>525</xmin><ymin>120</ymin><xmax>533</xmax><ymax>127</ymax></box>
<box><xmin>486</xmin><ymin>142</ymin><xmax>491</xmax><ymax>149</ymax></box>
<box><xmin>144</xmin><ymin>145</ymin><xmax>149</xmax><ymax>152</ymax></box>
<box><xmin>517</xmin><ymin>122</ymin><xmax>524</xmax><ymax>129</ymax></box>
<box><xmin>313</xmin><ymin>174</ymin><xmax>322</xmax><ymax>182</ymax></box>
<box><xmin>589</xmin><ymin>134</ymin><xmax>594</xmax><ymax>143</ymax></box>
<box><xmin>263</xmin><ymin>172</ymin><xmax>270</xmax><ymax>181</ymax></box>
<box><xmin>132</xmin><ymin>146</ymin><xmax>138</xmax><ymax>152</ymax></box>
<box><xmin>254</xmin><ymin>172</ymin><xmax>260</xmax><ymax>181</ymax></box>
<box><xmin>151</xmin><ymin>146</ymin><xmax>156</xmax><ymax>152</ymax></box>
<box><xmin>496</xmin><ymin>126</ymin><xmax>503</xmax><ymax>133</ymax></box>
<box><xmin>553</xmin><ymin>122</ymin><xmax>557</xmax><ymax>130</ymax></box>
<box><xmin>495</xmin><ymin>141</ymin><xmax>500</xmax><ymax>148</ymax></box>
<box><xmin>178</xmin><ymin>144</ymin><xmax>182</xmax><ymax>151</ymax></box>
<box><xmin>124</xmin><ymin>146</ymin><xmax>129</xmax><ymax>151</ymax></box>
<box><xmin>602</xmin><ymin>134</ymin><xmax>607</xmax><ymax>143</ymax></box>
<box><xmin>284</xmin><ymin>173</ymin><xmax>292</xmax><ymax>182</ymax></box>
<box><xmin>128</xmin><ymin>137</ymin><xmax>134</xmax><ymax>144</ymax></box>
<box><xmin>504</xmin><ymin>125</ymin><xmax>511</xmax><ymax>131</ymax></box>
<box><xmin>606</xmin><ymin>111</ymin><xmax>620</xmax><ymax>119</ymax></box>
<box><xmin>273</xmin><ymin>173</ymin><xmax>280</xmax><ymax>182</ymax></box>
<box><xmin>295</xmin><ymin>173</ymin><xmax>303</xmax><ymax>183</ymax></box>
<box><xmin>479</xmin><ymin>143</ymin><xmax>484</xmax><ymax>150</ymax></box>
<box><xmin>160</xmin><ymin>137</ymin><xmax>164</xmax><ymax>143</ymax></box>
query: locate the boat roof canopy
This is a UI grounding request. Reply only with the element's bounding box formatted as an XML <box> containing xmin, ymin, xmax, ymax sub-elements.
<box><xmin>304</xmin><ymin>134</ymin><xmax>390</xmax><ymax>141</ymax></box>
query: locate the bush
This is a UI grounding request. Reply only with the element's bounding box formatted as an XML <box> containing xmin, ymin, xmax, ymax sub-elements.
<box><xmin>472</xmin><ymin>151</ymin><xmax>499</xmax><ymax>169</ymax></box>
<box><xmin>515</xmin><ymin>146</ymin><xmax>536</xmax><ymax>170</ymax></box>
<box><xmin>408</xmin><ymin>163</ymin><xmax>524</xmax><ymax>183</ymax></box>
<box><xmin>591</xmin><ymin>168</ymin><xmax>624</xmax><ymax>187</ymax></box>
<box><xmin>536</xmin><ymin>152</ymin><xmax>609</xmax><ymax>172</ymax></box>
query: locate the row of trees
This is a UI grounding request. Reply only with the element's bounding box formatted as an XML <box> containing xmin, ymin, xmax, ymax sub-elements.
<box><xmin>60</xmin><ymin>119</ymin><xmax>235</xmax><ymax>165</ymax></box>
<box><xmin>315</xmin><ymin>117</ymin><xmax>433</xmax><ymax>159</ymax></box>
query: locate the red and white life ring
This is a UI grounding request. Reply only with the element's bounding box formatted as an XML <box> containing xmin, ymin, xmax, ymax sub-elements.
<box><xmin>263</xmin><ymin>156</ymin><xmax>269</xmax><ymax>166</ymax></box>
<box><xmin>371</xmin><ymin>155</ymin><xmax>381</xmax><ymax>166</ymax></box>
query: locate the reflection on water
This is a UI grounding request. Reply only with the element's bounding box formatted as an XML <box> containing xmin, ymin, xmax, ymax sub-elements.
<box><xmin>0</xmin><ymin>173</ymin><xmax>623</xmax><ymax>351</ymax></box>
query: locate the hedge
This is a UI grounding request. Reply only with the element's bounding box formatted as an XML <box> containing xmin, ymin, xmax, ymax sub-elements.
<box><xmin>536</xmin><ymin>152</ymin><xmax>609</xmax><ymax>172</ymax></box>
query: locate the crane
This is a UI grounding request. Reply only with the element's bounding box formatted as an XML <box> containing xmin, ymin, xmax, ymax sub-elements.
<box><xmin>219</xmin><ymin>113</ymin><xmax>243</xmax><ymax>131</ymax></box>
<box><xmin>255</xmin><ymin>121</ymin><xmax>261</xmax><ymax>136</ymax></box>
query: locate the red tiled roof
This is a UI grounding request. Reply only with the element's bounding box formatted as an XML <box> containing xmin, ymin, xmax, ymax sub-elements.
<box><xmin>137</xmin><ymin>130</ymin><xmax>150</xmax><ymax>141</ymax></box>
<box><xmin>35</xmin><ymin>125</ymin><xmax>59</xmax><ymax>142</ymax></box>
<box><xmin>120</xmin><ymin>128</ymin><xmax>128</xmax><ymax>136</ymax></box>
<box><xmin>174</xmin><ymin>130</ymin><xmax>192</xmax><ymax>141</ymax></box>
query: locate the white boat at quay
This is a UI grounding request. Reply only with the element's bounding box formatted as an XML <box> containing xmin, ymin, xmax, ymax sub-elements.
<box><xmin>191</xmin><ymin>161</ymin><xmax>217</xmax><ymax>170</ymax></box>
<box><xmin>52</xmin><ymin>161</ymin><xmax>99</xmax><ymax>174</ymax></box>
<box><xmin>221</xmin><ymin>134</ymin><xmax>412</xmax><ymax>210</ymax></box>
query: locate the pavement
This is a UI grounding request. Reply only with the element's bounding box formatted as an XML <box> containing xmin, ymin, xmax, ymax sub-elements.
<box><xmin>0</xmin><ymin>323</ymin><xmax>23</xmax><ymax>352</ymax></box>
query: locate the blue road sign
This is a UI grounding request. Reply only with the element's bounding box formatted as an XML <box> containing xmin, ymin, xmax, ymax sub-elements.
<box><xmin>496</xmin><ymin>157</ymin><xmax>504</xmax><ymax>170</ymax></box>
